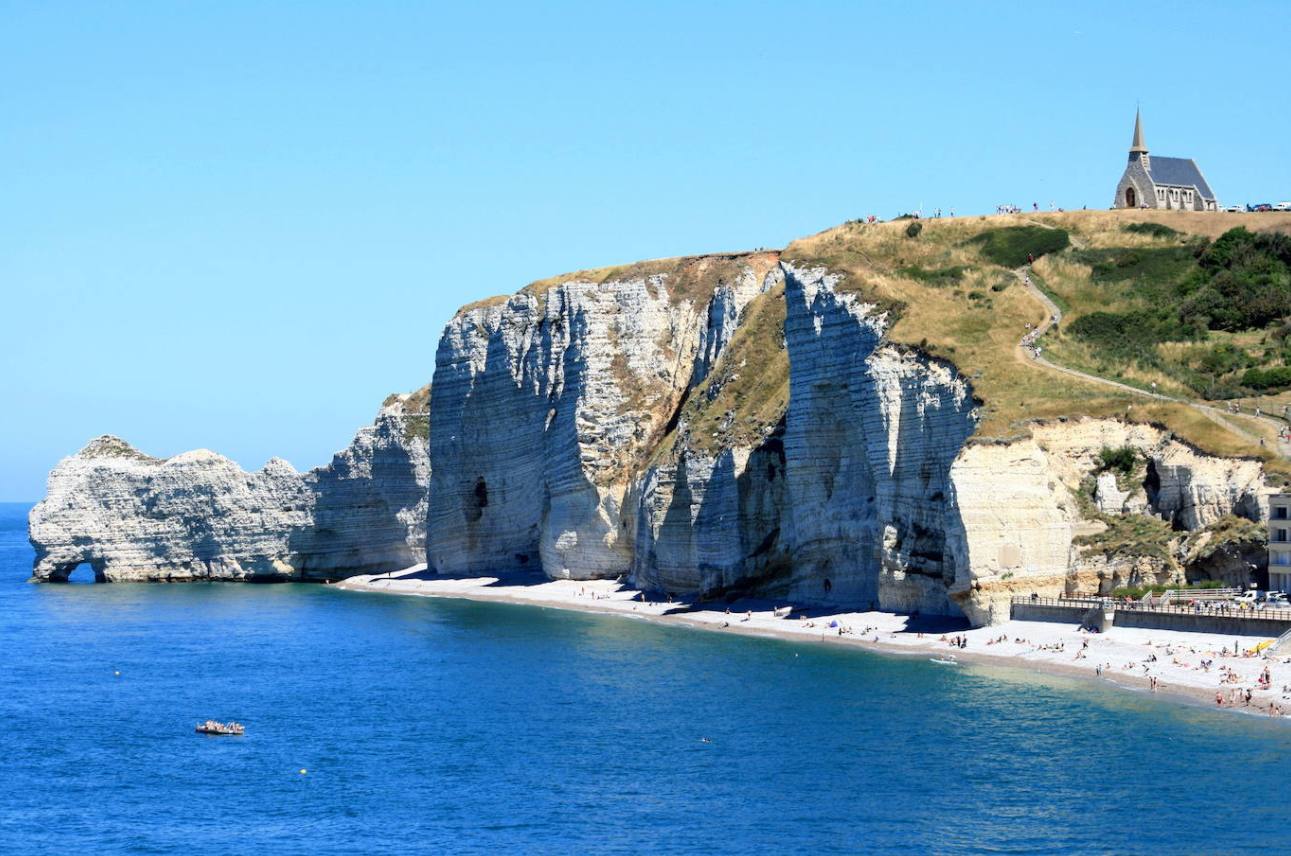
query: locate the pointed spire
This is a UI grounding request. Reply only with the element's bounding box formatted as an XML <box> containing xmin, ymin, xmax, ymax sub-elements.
<box><xmin>1130</xmin><ymin>107</ymin><xmax>1147</xmax><ymax>154</ymax></box>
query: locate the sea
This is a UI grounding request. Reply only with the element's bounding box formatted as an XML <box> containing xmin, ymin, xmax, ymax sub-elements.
<box><xmin>1</xmin><ymin>501</ymin><xmax>1289</xmax><ymax>855</ymax></box>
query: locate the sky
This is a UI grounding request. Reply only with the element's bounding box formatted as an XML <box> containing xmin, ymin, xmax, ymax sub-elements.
<box><xmin>2</xmin><ymin>1</ymin><xmax>1289</xmax><ymax>500</ymax></box>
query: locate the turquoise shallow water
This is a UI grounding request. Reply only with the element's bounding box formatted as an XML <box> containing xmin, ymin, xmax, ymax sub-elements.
<box><xmin>2</xmin><ymin>502</ymin><xmax>1290</xmax><ymax>854</ymax></box>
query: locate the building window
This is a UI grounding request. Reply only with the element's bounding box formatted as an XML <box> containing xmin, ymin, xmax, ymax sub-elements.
<box><xmin>1277</xmin><ymin>529</ymin><xmax>1289</xmax><ymax>543</ymax></box>
<box><xmin>1275</xmin><ymin>553</ymin><xmax>1291</xmax><ymax>566</ymax></box>
<box><xmin>1275</xmin><ymin>506</ymin><xmax>1289</xmax><ymax>520</ymax></box>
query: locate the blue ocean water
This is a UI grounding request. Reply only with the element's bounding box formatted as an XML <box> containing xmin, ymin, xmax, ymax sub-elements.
<box><xmin>1</xmin><ymin>501</ymin><xmax>1289</xmax><ymax>855</ymax></box>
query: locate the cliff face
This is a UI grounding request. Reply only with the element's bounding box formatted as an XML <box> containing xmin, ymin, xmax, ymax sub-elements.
<box><xmin>777</xmin><ymin>265</ymin><xmax>980</xmax><ymax>613</ymax></box>
<box><xmin>948</xmin><ymin>420</ymin><xmax>1269</xmax><ymax>624</ymax></box>
<box><xmin>426</xmin><ymin>256</ymin><xmax>1272</xmax><ymax>625</ymax></box>
<box><xmin>28</xmin><ymin>393</ymin><xmax>429</xmax><ymax>582</ymax></box>
<box><xmin>426</xmin><ymin>254</ymin><xmax>782</xmax><ymax>579</ymax></box>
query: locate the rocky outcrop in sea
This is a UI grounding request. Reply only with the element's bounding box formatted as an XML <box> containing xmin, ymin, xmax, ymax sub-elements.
<box><xmin>28</xmin><ymin>390</ymin><xmax>429</xmax><ymax>582</ymax></box>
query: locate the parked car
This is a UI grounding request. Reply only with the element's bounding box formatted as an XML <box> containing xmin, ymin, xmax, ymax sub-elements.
<box><xmin>1275</xmin><ymin>202</ymin><xmax>1291</xmax><ymax>212</ymax></box>
<box><xmin>1224</xmin><ymin>204</ymin><xmax>1246</xmax><ymax>213</ymax></box>
<box><xmin>1248</xmin><ymin>203</ymin><xmax>1273</xmax><ymax>212</ymax></box>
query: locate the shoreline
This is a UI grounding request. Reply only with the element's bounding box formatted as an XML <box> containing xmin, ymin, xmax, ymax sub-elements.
<box><xmin>337</xmin><ymin>567</ymin><xmax>1291</xmax><ymax>721</ymax></box>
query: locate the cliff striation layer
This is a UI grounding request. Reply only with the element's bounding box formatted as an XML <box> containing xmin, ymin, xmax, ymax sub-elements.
<box><xmin>29</xmin><ymin>392</ymin><xmax>429</xmax><ymax>582</ymax></box>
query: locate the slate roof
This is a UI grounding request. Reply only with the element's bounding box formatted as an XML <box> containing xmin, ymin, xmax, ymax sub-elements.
<box><xmin>1148</xmin><ymin>156</ymin><xmax>1215</xmax><ymax>200</ymax></box>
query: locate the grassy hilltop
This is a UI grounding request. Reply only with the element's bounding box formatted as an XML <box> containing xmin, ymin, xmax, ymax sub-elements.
<box><xmin>782</xmin><ymin>209</ymin><xmax>1291</xmax><ymax>476</ymax></box>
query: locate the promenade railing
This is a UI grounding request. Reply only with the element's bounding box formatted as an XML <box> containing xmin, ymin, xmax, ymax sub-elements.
<box><xmin>1010</xmin><ymin>595</ymin><xmax>1291</xmax><ymax>622</ymax></box>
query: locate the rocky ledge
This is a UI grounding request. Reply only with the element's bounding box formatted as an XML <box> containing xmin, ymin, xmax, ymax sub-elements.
<box><xmin>28</xmin><ymin>390</ymin><xmax>429</xmax><ymax>582</ymax></box>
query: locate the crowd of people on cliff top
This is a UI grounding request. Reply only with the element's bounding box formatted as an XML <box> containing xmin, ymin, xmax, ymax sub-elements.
<box><xmin>847</xmin><ymin>200</ymin><xmax>1094</xmax><ymax>223</ymax></box>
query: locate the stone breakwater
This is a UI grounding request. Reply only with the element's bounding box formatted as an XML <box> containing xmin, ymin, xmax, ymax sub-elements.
<box><xmin>427</xmin><ymin>258</ymin><xmax>1272</xmax><ymax>625</ymax></box>
<box><xmin>28</xmin><ymin>393</ymin><xmax>428</xmax><ymax>582</ymax></box>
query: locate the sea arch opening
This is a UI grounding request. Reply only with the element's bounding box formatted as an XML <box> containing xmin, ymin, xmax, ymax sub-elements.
<box><xmin>56</xmin><ymin>561</ymin><xmax>106</xmax><ymax>584</ymax></box>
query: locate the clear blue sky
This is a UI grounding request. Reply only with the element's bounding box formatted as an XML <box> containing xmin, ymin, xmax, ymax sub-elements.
<box><xmin>2</xmin><ymin>1</ymin><xmax>1288</xmax><ymax>500</ymax></box>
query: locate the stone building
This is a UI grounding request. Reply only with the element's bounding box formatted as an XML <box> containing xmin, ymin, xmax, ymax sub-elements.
<box><xmin>1112</xmin><ymin>109</ymin><xmax>1218</xmax><ymax>211</ymax></box>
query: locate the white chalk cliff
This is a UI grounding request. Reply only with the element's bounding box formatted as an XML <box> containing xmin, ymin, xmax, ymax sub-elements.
<box><xmin>32</xmin><ymin>250</ymin><xmax>1272</xmax><ymax>625</ymax></box>
<box><xmin>427</xmin><ymin>258</ymin><xmax>1272</xmax><ymax>624</ymax></box>
<box><xmin>28</xmin><ymin>392</ymin><xmax>428</xmax><ymax>582</ymax></box>
<box><xmin>426</xmin><ymin>254</ymin><xmax>782</xmax><ymax>579</ymax></box>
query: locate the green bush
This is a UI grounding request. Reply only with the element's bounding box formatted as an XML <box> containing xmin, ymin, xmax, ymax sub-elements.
<box><xmin>1197</xmin><ymin>343</ymin><xmax>1252</xmax><ymax>375</ymax></box>
<box><xmin>1068</xmin><ymin>310</ymin><xmax>1187</xmax><ymax>360</ymax></box>
<box><xmin>1178</xmin><ymin>228</ymin><xmax>1291</xmax><ymax>332</ymax></box>
<box><xmin>1123</xmin><ymin>222</ymin><xmax>1181</xmax><ymax>239</ymax></box>
<box><xmin>971</xmin><ymin>226</ymin><xmax>1070</xmax><ymax>267</ymax></box>
<box><xmin>905</xmin><ymin>220</ymin><xmax>923</xmax><ymax>239</ymax></box>
<box><xmin>1075</xmin><ymin>245</ymin><xmax>1198</xmax><ymax>285</ymax></box>
<box><xmin>1097</xmin><ymin>445</ymin><xmax>1137</xmax><ymax>475</ymax></box>
<box><xmin>1241</xmin><ymin>365</ymin><xmax>1291</xmax><ymax>391</ymax></box>
<box><xmin>897</xmin><ymin>264</ymin><xmax>964</xmax><ymax>285</ymax></box>
<box><xmin>1111</xmin><ymin>580</ymin><xmax>1223</xmax><ymax>599</ymax></box>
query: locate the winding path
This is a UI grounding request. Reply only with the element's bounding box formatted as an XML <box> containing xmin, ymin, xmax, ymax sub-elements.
<box><xmin>1013</xmin><ymin>267</ymin><xmax>1291</xmax><ymax>457</ymax></box>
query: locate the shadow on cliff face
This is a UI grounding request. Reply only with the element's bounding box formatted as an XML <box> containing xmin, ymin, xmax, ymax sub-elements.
<box><xmin>633</xmin><ymin>417</ymin><xmax>792</xmax><ymax>602</ymax></box>
<box><xmin>288</xmin><ymin>418</ymin><xmax>427</xmax><ymax>579</ymax></box>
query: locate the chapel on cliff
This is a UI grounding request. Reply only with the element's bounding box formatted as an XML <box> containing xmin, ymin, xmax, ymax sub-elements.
<box><xmin>1112</xmin><ymin>109</ymin><xmax>1218</xmax><ymax>212</ymax></box>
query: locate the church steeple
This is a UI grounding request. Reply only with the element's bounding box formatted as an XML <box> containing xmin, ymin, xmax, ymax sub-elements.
<box><xmin>1130</xmin><ymin>108</ymin><xmax>1148</xmax><ymax>154</ymax></box>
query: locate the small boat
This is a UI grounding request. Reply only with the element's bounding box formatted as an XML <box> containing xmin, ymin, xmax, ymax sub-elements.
<box><xmin>929</xmin><ymin>656</ymin><xmax>960</xmax><ymax>666</ymax></box>
<box><xmin>195</xmin><ymin>720</ymin><xmax>245</xmax><ymax>735</ymax></box>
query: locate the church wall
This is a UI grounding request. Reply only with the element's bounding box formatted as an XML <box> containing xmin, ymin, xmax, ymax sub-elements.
<box><xmin>1113</xmin><ymin>160</ymin><xmax>1156</xmax><ymax>209</ymax></box>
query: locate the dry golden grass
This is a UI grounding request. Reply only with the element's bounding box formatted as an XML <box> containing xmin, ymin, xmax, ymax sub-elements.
<box><xmin>1027</xmin><ymin>209</ymin><xmax>1291</xmax><ymax>243</ymax></box>
<box><xmin>457</xmin><ymin>294</ymin><xmax>512</xmax><ymax>314</ymax></box>
<box><xmin>784</xmin><ymin>210</ymin><xmax>1291</xmax><ymax>477</ymax></box>
<box><xmin>651</xmin><ymin>283</ymin><xmax>790</xmax><ymax>462</ymax></box>
<box><xmin>523</xmin><ymin>251</ymin><xmax>781</xmax><ymax>307</ymax></box>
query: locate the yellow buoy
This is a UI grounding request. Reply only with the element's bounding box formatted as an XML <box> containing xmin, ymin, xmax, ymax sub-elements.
<box><xmin>299</xmin><ymin>768</ymin><xmax>307</xmax><ymax>775</ymax></box>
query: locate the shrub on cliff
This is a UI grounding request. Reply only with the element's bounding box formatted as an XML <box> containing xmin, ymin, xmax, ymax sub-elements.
<box><xmin>1178</xmin><ymin>228</ymin><xmax>1291</xmax><ymax>332</ymax></box>
<box><xmin>1067</xmin><ymin>310</ymin><xmax>1186</xmax><ymax>361</ymax></box>
<box><xmin>905</xmin><ymin>220</ymin><xmax>923</xmax><ymax>239</ymax></box>
<box><xmin>1241</xmin><ymin>365</ymin><xmax>1291</xmax><ymax>391</ymax></box>
<box><xmin>1123</xmin><ymin>222</ymin><xmax>1180</xmax><ymax>239</ymax></box>
<box><xmin>1097</xmin><ymin>445</ymin><xmax>1137</xmax><ymax>475</ymax></box>
<box><xmin>971</xmin><ymin>225</ymin><xmax>1070</xmax><ymax>267</ymax></box>
<box><xmin>1111</xmin><ymin>580</ymin><xmax>1222</xmax><ymax>599</ymax></box>
<box><xmin>897</xmin><ymin>264</ymin><xmax>964</xmax><ymax>285</ymax></box>
<box><xmin>1075</xmin><ymin>245</ymin><xmax>1198</xmax><ymax>287</ymax></box>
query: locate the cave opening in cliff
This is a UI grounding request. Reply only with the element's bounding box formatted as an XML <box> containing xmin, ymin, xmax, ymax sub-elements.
<box><xmin>464</xmin><ymin>477</ymin><xmax>489</xmax><ymax>523</ymax></box>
